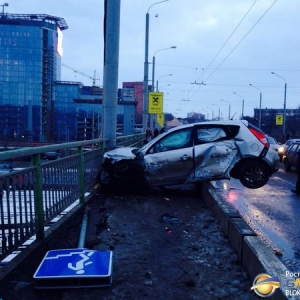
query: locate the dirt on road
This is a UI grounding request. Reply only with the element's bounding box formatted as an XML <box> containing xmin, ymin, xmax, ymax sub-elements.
<box><xmin>0</xmin><ymin>185</ymin><xmax>257</xmax><ymax>299</ymax></box>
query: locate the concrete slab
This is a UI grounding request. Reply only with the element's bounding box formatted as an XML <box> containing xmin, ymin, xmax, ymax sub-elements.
<box><xmin>228</xmin><ymin>217</ymin><xmax>256</xmax><ymax>263</ymax></box>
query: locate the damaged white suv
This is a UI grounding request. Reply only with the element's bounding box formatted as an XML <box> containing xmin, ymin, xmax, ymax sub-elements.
<box><xmin>101</xmin><ymin>120</ymin><xmax>279</xmax><ymax>190</ymax></box>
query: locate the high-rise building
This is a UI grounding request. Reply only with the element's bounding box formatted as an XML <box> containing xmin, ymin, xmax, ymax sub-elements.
<box><xmin>0</xmin><ymin>13</ymin><xmax>68</xmax><ymax>142</ymax></box>
<box><xmin>0</xmin><ymin>12</ymin><xmax>137</xmax><ymax>143</ymax></box>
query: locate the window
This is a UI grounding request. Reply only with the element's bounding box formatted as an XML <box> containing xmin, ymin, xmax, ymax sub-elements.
<box><xmin>196</xmin><ymin>127</ymin><xmax>227</xmax><ymax>143</ymax></box>
<box><xmin>195</xmin><ymin>125</ymin><xmax>239</xmax><ymax>144</ymax></box>
<box><xmin>151</xmin><ymin>128</ymin><xmax>192</xmax><ymax>153</ymax></box>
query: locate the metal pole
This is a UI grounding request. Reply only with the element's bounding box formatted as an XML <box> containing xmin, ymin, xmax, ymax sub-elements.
<box><xmin>283</xmin><ymin>82</ymin><xmax>287</xmax><ymax>136</ymax></box>
<box><xmin>249</xmin><ymin>84</ymin><xmax>262</xmax><ymax>129</ymax></box>
<box><xmin>221</xmin><ymin>99</ymin><xmax>230</xmax><ymax>120</ymax></box>
<box><xmin>152</xmin><ymin>55</ymin><xmax>155</xmax><ymax>92</ymax></box>
<box><xmin>143</xmin><ymin>1</ymin><xmax>169</xmax><ymax>131</ymax></box>
<box><xmin>242</xmin><ymin>99</ymin><xmax>244</xmax><ymax>119</ymax></box>
<box><xmin>271</xmin><ymin>72</ymin><xmax>287</xmax><ymax>136</ymax></box>
<box><xmin>259</xmin><ymin>92</ymin><xmax>262</xmax><ymax>129</ymax></box>
<box><xmin>233</xmin><ymin>92</ymin><xmax>244</xmax><ymax>120</ymax></box>
<box><xmin>102</xmin><ymin>0</ymin><xmax>121</xmax><ymax>149</ymax></box>
<box><xmin>142</xmin><ymin>13</ymin><xmax>150</xmax><ymax>131</ymax></box>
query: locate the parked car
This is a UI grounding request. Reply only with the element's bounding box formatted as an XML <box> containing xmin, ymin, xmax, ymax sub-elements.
<box><xmin>283</xmin><ymin>142</ymin><xmax>300</xmax><ymax>171</ymax></box>
<box><xmin>267</xmin><ymin>136</ymin><xmax>281</xmax><ymax>154</ymax></box>
<box><xmin>101</xmin><ymin>120</ymin><xmax>280</xmax><ymax>190</ymax></box>
<box><xmin>278</xmin><ymin>139</ymin><xmax>300</xmax><ymax>162</ymax></box>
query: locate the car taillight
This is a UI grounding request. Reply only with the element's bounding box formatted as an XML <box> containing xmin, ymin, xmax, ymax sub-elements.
<box><xmin>249</xmin><ymin>127</ymin><xmax>269</xmax><ymax>148</ymax></box>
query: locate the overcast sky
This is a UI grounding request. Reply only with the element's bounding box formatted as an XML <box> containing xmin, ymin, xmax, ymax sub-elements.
<box><xmin>7</xmin><ymin>0</ymin><xmax>300</xmax><ymax>119</ymax></box>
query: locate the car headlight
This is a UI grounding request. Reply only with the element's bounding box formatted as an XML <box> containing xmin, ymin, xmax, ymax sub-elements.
<box><xmin>278</xmin><ymin>146</ymin><xmax>284</xmax><ymax>153</ymax></box>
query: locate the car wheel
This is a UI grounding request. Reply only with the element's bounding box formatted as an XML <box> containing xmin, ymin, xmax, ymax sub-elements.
<box><xmin>284</xmin><ymin>159</ymin><xmax>291</xmax><ymax>171</ymax></box>
<box><xmin>238</xmin><ymin>161</ymin><xmax>270</xmax><ymax>189</ymax></box>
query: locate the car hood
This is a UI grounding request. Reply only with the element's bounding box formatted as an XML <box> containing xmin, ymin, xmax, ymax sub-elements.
<box><xmin>103</xmin><ymin>147</ymin><xmax>138</xmax><ymax>162</ymax></box>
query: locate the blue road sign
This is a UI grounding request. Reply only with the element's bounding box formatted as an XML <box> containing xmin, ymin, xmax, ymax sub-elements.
<box><xmin>34</xmin><ymin>248</ymin><xmax>112</xmax><ymax>279</ymax></box>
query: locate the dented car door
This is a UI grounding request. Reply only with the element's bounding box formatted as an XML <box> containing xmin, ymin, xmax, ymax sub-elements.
<box><xmin>144</xmin><ymin>127</ymin><xmax>194</xmax><ymax>185</ymax></box>
<box><xmin>191</xmin><ymin>125</ymin><xmax>239</xmax><ymax>181</ymax></box>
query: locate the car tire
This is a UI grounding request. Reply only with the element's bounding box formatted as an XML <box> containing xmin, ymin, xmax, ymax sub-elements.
<box><xmin>284</xmin><ymin>159</ymin><xmax>291</xmax><ymax>171</ymax></box>
<box><xmin>238</xmin><ymin>160</ymin><xmax>270</xmax><ymax>189</ymax></box>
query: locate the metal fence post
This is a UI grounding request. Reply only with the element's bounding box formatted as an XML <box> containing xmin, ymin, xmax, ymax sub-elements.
<box><xmin>77</xmin><ymin>146</ymin><xmax>85</xmax><ymax>204</ymax></box>
<box><xmin>32</xmin><ymin>153</ymin><xmax>44</xmax><ymax>240</ymax></box>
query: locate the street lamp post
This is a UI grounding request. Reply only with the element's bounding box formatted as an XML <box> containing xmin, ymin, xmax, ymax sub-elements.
<box><xmin>152</xmin><ymin>46</ymin><xmax>176</xmax><ymax>92</ymax></box>
<box><xmin>221</xmin><ymin>99</ymin><xmax>231</xmax><ymax>120</ymax></box>
<box><xmin>206</xmin><ymin>107</ymin><xmax>214</xmax><ymax>120</ymax></box>
<box><xmin>142</xmin><ymin>0</ymin><xmax>169</xmax><ymax>132</ymax></box>
<box><xmin>249</xmin><ymin>84</ymin><xmax>262</xmax><ymax>129</ymax></box>
<box><xmin>212</xmin><ymin>103</ymin><xmax>220</xmax><ymax>120</ymax></box>
<box><xmin>271</xmin><ymin>72</ymin><xmax>287</xmax><ymax>136</ymax></box>
<box><xmin>233</xmin><ymin>92</ymin><xmax>244</xmax><ymax>120</ymax></box>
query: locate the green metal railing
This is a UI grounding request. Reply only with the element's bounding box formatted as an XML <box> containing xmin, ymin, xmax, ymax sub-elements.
<box><xmin>0</xmin><ymin>134</ymin><xmax>144</xmax><ymax>262</ymax></box>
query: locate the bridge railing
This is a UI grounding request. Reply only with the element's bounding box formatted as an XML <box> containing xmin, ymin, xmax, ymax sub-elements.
<box><xmin>0</xmin><ymin>134</ymin><xmax>144</xmax><ymax>263</ymax></box>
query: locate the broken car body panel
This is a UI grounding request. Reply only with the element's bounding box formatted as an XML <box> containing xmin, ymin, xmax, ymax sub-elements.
<box><xmin>101</xmin><ymin>120</ymin><xmax>280</xmax><ymax>189</ymax></box>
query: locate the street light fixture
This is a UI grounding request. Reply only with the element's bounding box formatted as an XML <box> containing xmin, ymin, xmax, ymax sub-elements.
<box><xmin>233</xmin><ymin>92</ymin><xmax>245</xmax><ymax>120</ymax></box>
<box><xmin>157</xmin><ymin>83</ymin><xmax>171</xmax><ymax>91</ymax></box>
<box><xmin>249</xmin><ymin>84</ymin><xmax>262</xmax><ymax>129</ymax></box>
<box><xmin>152</xmin><ymin>46</ymin><xmax>176</xmax><ymax>92</ymax></box>
<box><xmin>142</xmin><ymin>0</ymin><xmax>170</xmax><ymax>132</ymax></box>
<box><xmin>1</xmin><ymin>2</ymin><xmax>8</xmax><ymax>14</ymax></box>
<box><xmin>156</xmin><ymin>73</ymin><xmax>172</xmax><ymax>91</ymax></box>
<box><xmin>221</xmin><ymin>99</ymin><xmax>231</xmax><ymax>120</ymax></box>
<box><xmin>271</xmin><ymin>71</ymin><xmax>287</xmax><ymax>136</ymax></box>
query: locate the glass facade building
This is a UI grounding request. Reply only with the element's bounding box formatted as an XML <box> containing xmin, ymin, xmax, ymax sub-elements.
<box><xmin>0</xmin><ymin>13</ymin><xmax>137</xmax><ymax>143</ymax></box>
<box><xmin>0</xmin><ymin>13</ymin><xmax>68</xmax><ymax>142</ymax></box>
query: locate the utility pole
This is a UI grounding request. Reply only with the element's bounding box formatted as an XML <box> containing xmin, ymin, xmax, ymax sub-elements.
<box><xmin>102</xmin><ymin>0</ymin><xmax>121</xmax><ymax>149</ymax></box>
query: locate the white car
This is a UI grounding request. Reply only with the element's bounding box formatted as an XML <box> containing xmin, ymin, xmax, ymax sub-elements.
<box><xmin>267</xmin><ymin>136</ymin><xmax>281</xmax><ymax>155</ymax></box>
<box><xmin>101</xmin><ymin>120</ymin><xmax>280</xmax><ymax>190</ymax></box>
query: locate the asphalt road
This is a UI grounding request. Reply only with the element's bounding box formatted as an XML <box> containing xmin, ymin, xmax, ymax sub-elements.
<box><xmin>213</xmin><ymin>162</ymin><xmax>300</xmax><ymax>273</ymax></box>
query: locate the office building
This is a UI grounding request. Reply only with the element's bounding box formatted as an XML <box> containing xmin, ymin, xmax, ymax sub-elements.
<box><xmin>0</xmin><ymin>12</ymin><xmax>137</xmax><ymax>143</ymax></box>
<box><xmin>0</xmin><ymin>13</ymin><xmax>67</xmax><ymax>141</ymax></box>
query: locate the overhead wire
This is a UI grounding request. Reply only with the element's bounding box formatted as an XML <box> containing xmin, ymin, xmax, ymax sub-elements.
<box><xmin>198</xmin><ymin>0</ymin><xmax>258</xmax><ymax>81</ymax></box>
<box><xmin>189</xmin><ymin>0</ymin><xmax>279</xmax><ymax>100</ymax></box>
<box><xmin>202</xmin><ymin>0</ymin><xmax>278</xmax><ymax>83</ymax></box>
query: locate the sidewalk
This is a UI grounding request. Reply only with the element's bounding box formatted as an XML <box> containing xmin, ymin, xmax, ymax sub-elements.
<box><xmin>0</xmin><ymin>183</ymin><xmax>264</xmax><ymax>299</ymax></box>
<box><xmin>63</xmin><ymin>184</ymin><xmax>255</xmax><ymax>300</ymax></box>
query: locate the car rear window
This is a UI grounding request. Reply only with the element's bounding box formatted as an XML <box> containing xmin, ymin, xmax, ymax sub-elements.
<box><xmin>194</xmin><ymin>125</ymin><xmax>239</xmax><ymax>145</ymax></box>
<box><xmin>196</xmin><ymin>127</ymin><xmax>226</xmax><ymax>143</ymax></box>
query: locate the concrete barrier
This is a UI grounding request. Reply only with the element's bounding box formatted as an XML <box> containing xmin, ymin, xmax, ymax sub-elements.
<box><xmin>202</xmin><ymin>182</ymin><xmax>296</xmax><ymax>300</ymax></box>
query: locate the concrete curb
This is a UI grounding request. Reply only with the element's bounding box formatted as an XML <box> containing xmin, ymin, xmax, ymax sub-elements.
<box><xmin>202</xmin><ymin>182</ymin><xmax>296</xmax><ymax>300</ymax></box>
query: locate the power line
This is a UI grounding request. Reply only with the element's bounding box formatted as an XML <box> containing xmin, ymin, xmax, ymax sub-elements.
<box><xmin>199</xmin><ymin>0</ymin><xmax>258</xmax><ymax>80</ymax></box>
<box><xmin>202</xmin><ymin>0</ymin><xmax>278</xmax><ymax>83</ymax></box>
<box><xmin>156</xmin><ymin>63</ymin><xmax>300</xmax><ymax>73</ymax></box>
<box><xmin>189</xmin><ymin>0</ymin><xmax>278</xmax><ymax>101</ymax></box>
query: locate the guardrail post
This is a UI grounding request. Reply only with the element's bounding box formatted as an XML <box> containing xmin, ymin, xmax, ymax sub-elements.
<box><xmin>77</xmin><ymin>146</ymin><xmax>85</xmax><ymax>204</ymax></box>
<box><xmin>32</xmin><ymin>153</ymin><xmax>44</xmax><ymax>240</ymax></box>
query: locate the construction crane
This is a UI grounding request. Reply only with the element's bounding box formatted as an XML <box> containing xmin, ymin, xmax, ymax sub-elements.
<box><xmin>62</xmin><ymin>63</ymin><xmax>100</xmax><ymax>86</ymax></box>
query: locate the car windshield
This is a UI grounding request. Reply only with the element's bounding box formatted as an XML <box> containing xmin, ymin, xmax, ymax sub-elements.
<box><xmin>137</xmin><ymin>132</ymin><xmax>167</xmax><ymax>153</ymax></box>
